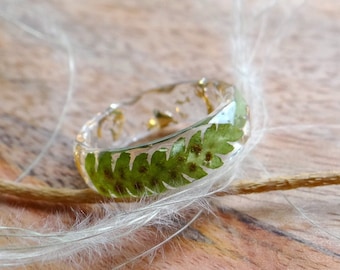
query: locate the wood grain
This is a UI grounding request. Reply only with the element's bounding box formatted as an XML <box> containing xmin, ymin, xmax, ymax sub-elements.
<box><xmin>0</xmin><ymin>0</ymin><xmax>339</xmax><ymax>269</ymax></box>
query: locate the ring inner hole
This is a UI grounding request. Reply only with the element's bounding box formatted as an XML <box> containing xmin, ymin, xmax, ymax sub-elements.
<box><xmin>91</xmin><ymin>80</ymin><xmax>232</xmax><ymax>149</ymax></box>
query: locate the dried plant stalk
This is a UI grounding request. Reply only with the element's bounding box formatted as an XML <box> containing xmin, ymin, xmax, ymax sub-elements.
<box><xmin>0</xmin><ymin>172</ymin><xmax>339</xmax><ymax>204</ymax></box>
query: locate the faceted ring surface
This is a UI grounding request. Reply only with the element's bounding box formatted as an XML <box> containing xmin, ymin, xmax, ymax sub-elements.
<box><xmin>74</xmin><ymin>78</ymin><xmax>250</xmax><ymax>198</ymax></box>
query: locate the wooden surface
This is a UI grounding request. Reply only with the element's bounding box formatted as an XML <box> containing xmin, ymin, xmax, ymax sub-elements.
<box><xmin>0</xmin><ymin>1</ymin><xmax>340</xmax><ymax>269</ymax></box>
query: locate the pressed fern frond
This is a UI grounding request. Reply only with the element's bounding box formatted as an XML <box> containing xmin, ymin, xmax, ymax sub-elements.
<box><xmin>85</xmin><ymin>123</ymin><xmax>243</xmax><ymax>198</ymax></box>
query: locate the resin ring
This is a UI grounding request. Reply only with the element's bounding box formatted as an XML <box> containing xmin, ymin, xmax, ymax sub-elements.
<box><xmin>74</xmin><ymin>78</ymin><xmax>250</xmax><ymax>198</ymax></box>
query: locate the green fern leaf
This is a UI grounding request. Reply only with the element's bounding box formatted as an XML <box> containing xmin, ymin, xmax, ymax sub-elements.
<box><xmin>85</xmin><ymin>123</ymin><xmax>244</xmax><ymax>198</ymax></box>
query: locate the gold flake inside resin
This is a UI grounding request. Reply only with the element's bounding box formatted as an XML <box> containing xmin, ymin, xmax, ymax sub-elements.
<box><xmin>148</xmin><ymin>110</ymin><xmax>177</xmax><ymax>129</ymax></box>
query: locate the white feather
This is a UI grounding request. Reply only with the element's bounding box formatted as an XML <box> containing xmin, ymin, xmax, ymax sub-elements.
<box><xmin>0</xmin><ymin>1</ymin><xmax>306</xmax><ymax>268</ymax></box>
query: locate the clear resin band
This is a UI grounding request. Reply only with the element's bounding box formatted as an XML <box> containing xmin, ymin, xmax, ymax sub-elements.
<box><xmin>74</xmin><ymin>78</ymin><xmax>250</xmax><ymax>198</ymax></box>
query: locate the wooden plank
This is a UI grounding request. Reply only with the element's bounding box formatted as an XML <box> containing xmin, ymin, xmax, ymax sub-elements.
<box><xmin>0</xmin><ymin>1</ymin><xmax>339</xmax><ymax>269</ymax></box>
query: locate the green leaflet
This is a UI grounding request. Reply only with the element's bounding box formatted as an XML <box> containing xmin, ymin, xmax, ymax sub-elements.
<box><xmin>85</xmin><ymin>123</ymin><xmax>243</xmax><ymax>198</ymax></box>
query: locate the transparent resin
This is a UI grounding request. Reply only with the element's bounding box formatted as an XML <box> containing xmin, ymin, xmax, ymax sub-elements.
<box><xmin>74</xmin><ymin>78</ymin><xmax>250</xmax><ymax>198</ymax></box>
